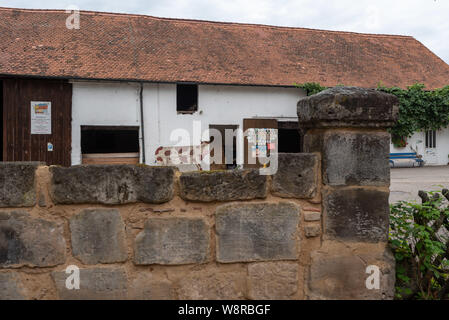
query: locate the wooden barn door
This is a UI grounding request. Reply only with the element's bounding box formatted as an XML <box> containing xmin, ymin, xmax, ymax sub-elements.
<box><xmin>243</xmin><ymin>118</ymin><xmax>278</xmax><ymax>169</ymax></box>
<box><xmin>2</xmin><ymin>78</ymin><xmax>72</xmax><ymax>166</ymax></box>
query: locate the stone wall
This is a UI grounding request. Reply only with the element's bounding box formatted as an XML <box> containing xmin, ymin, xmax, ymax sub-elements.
<box><xmin>0</xmin><ymin>87</ymin><xmax>398</xmax><ymax>300</ymax></box>
<box><xmin>299</xmin><ymin>87</ymin><xmax>398</xmax><ymax>299</ymax></box>
<box><xmin>0</xmin><ymin>160</ymin><xmax>321</xmax><ymax>300</ymax></box>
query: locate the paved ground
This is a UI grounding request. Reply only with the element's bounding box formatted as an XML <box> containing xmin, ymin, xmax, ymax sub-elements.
<box><xmin>390</xmin><ymin>166</ymin><xmax>449</xmax><ymax>203</ymax></box>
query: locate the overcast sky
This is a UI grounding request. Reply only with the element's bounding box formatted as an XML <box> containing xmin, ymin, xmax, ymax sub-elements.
<box><xmin>2</xmin><ymin>0</ymin><xmax>448</xmax><ymax>63</ymax></box>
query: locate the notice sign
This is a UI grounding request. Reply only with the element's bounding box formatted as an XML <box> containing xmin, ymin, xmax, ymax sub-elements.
<box><xmin>31</xmin><ymin>101</ymin><xmax>51</xmax><ymax>134</ymax></box>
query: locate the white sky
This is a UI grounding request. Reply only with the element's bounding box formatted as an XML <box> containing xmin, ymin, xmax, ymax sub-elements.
<box><xmin>1</xmin><ymin>0</ymin><xmax>448</xmax><ymax>64</ymax></box>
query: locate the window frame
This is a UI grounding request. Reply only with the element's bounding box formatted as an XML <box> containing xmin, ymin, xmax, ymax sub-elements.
<box><xmin>425</xmin><ymin>130</ymin><xmax>437</xmax><ymax>149</ymax></box>
<box><xmin>176</xmin><ymin>83</ymin><xmax>198</xmax><ymax>114</ymax></box>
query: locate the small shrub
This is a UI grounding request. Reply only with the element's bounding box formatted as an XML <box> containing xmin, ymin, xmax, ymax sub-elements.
<box><xmin>295</xmin><ymin>82</ymin><xmax>327</xmax><ymax>96</ymax></box>
<box><xmin>389</xmin><ymin>189</ymin><xmax>449</xmax><ymax>299</ymax></box>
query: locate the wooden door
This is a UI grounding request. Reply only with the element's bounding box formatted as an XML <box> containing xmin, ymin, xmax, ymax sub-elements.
<box><xmin>209</xmin><ymin>124</ymin><xmax>238</xmax><ymax>171</ymax></box>
<box><xmin>243</xmin><ymin>118</ymin><xmax>278</xmax><ymax>169</ymax></box>
<box><xmin>2</xmin><ymin>78</ymin><xmax>72</xmax><ymax>166</ymax></box>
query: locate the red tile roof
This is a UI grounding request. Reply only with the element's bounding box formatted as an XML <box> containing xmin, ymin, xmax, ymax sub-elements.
<box><xmin>1</xmin><ymin>7</ymin><xmax>448</xmax><ymax>89</ymax></box>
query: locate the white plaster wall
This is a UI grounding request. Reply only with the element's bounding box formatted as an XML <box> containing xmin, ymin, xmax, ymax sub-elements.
<box><xmin>143</xmin><ymin>84</ymin><xmax>304</xmax><ymax>167</ymax></box>
<box><xmin>72</xmin><ymin>81</ymin><xmax>304</xmax><ymax>166</ymax></box>
<box><xmin>70</xmin><ymin>81</ymin><xmax>449</xmax><ymax>168</ymax></box>
<box><xmin>71</xmin><ymin>81</ymin><xmax>141</xmax><ymax>165</ymax></box>
<box><xmin>390</xmin><ymin>129</ymin><xmax>449</xmax><ymax>166</ymax></box>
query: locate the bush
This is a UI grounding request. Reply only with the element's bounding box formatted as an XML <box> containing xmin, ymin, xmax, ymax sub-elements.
<box><xmin>389</xmin><ymin>190</ymin><xmax>449</xmax><ymax>299</ymax></box>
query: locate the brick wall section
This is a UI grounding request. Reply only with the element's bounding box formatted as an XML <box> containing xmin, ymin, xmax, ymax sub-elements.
<box><xmin>0</xmin><ymin>87</ymin><xmax>398</xmax><ymax>300</ymax></box>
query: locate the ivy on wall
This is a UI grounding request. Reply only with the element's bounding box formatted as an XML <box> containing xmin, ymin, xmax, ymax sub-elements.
<box><xmin>297</xmin><ymin>83</ymin><xmax>449</xmax><ymax>142</ymax></box>
<box><xmin>296</xmin><ymin>82</ymin><xmax>328</xmax><ymax>96</ymax></box>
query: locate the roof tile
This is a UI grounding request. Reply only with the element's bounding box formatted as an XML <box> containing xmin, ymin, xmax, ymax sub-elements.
<box><xmin>0</xmin><ymin>7</ymin><xmax>448</xmax><ymax>89</ymax></box>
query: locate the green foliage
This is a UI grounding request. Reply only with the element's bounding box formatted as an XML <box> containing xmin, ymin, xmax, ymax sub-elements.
<box><xmin>389</xmin><ymin>190</ymin><xmax>449</xmax><ymax>300</ymax></box>
<box><xmin>296</xmin><ymin>82</ymin><xmax>449</xmax><ymax>141</ymax></box>
<box><xmin>295</xmin><ymin>82</ymin><xmax>327</xmax><ymax>96</ymax></box>
<box><xmin>391</xmin><ymin>135</ymin><xmax>407</xmax><ymax>148</ymax></box>
<box><xmin>378</xmin><ymin>84</ymin><xmax>449</xmax><ymax>139</ymax></box>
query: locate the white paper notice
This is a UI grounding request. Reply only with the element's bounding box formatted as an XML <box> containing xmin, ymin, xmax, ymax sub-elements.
<box><xmin>31</xmin><ymin>101</ymin><xmax>51</xmax><ymax>135</ymax></box>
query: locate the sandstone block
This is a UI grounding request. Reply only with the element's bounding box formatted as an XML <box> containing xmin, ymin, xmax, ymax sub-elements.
<box><xmin>52</xmin><ymin>267</ymin><xmax>127</xmax><ymax>300</ymax></box>
<box><xmin>323</xmin><ymin>188</ymin><xmax>389</xmax><ymax>242</ymax></box>
<box><xmin>271</xmin><ymin>153</ymin><xmax>318</xmax><ymax>199</ymax></box>
<box><xmin>128</xmin><ymin>273</ymin><xmax>174</xmax><ymax>300</ymax></box>
<box><xmin>322</xmin><ymin>132</ymin><xmax>390</xmax><ymax>186</ymax></box>
<box><xmin>216</xmin><ymin>202</ymin><xmax>300</xmax><ymax>263</ymax></box>
<box><xmin>179</xmin><ymin>170</ymin><xmax>267</xmax><ymax>202</ymax></box>
<box><xmin>50</xmin><ymin>165</ymin><xmax>175</xmax><ymax>205</ymax></box>
<box><xmin>70</xmin><ymin>209</ymin><xmax>128</xmax><ymax>264</ymax></box>
<box><xmin>134</xmin><ymin>218</ymin><xmax>209</xmax><ymax>265</ymax></box>
<box><xmin>304</xmin><ymin>224</ymin><xmax>321</xmax><ymax>238</ymax></box>
<box><xmin>0</xmin><ymin>211</ymin><xmax>66</xmax><ymax>268</ymax></box>
<box><xmin>0</xmin><ymin>271</ymin><xmax>26</xmax><ymax>300</ymax></box>
<box><xmin>0</xmin><ymin>162</ymin><xmax>38</xmax><ymax>207</ymax></box>
<box><xmin>308</xmin><ymin>246</ymin><xmax>395</xmax><ymax>300</ymax></box>
<box><xmin>177</xmin><ymin>270</ymin><xmax>246</xmax><ymax>300</ymax></box>
<box><xmin>297</xmin><ymin>86</ymin><xmax>399</xmax><ymax>129</ymax></box>
<box><xmin>248</xmin><ymin>262</ymin><xmax>299</xmax><ymax>300</ymax></box>
<box><xmin>304</xmin><ymin>212</ymin><xmax>321</xmax><ymax>222</ymax></box>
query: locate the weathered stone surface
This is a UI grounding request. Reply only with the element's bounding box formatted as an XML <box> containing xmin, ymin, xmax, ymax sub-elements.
<box><xmin>323</xmin><ymin>188</ymin><xmax>389</xmax><ymax>242</ymax></box>
<box><xmin>134</xmin><ymin>218</ymin><xmax>209</xmax><ymax>265</ymax></box>
<box><xmin>179</xmin><ymin>169</ymin><xmax>267</xmax><ymax>202</ymax></box>
<box><xmin>297</xmin><ymin>87</ymin><xmax>399</xmax><ymax>129</ymax></box>
<box><xmin>52</xmin><ymin>267</ymin><xmax>128</xmax><ymax>300</ymax></box>
<box><xmin>177</xmin><ymin>270</ymin><xmax>246</xmax><ymax>300</ymax></box>
<box><xmin>70</xmin><ymin>209</ymin><xmax>127</xmax><ymax>264</ymax></box>
<box><xmin>322</xmin><ymin>132</ymin><xmax>390</xmax><ymax>186</ymax></box>
<box><xmin>0</xmin><ymin>162</ymin><xmax>38</xmax><ymax>207</ymax></box>
<box><xmin>38</xmin><ymin>192</ymin><xmax>47</xmax><ymax>207</ymax></box>
<box><xmin>0</xmin><ymin>211</ymin><xmax>66</xmax><ymax>268</ymax></box>
<box><xmin>0</xmin><ymin>272</ymin><xmax>26</xmax><ymax>300</ymax></box>
<box><xmin>271</xmin><ymin>153</ymin><xmax>318</xmax><ymax>199</ymax></box>
<box><xmin>50</xmin><ymin>165</ymin><xmax>175</xmax><ymax>205</ymax></box>
<box><xmin>304</xmin><ymin>212</ymin><xmax>321</xmax><ymax>222</ymax></box>
<box><xmin>136</xmin><ymin>166</ymin><xmax>176</xmax><ymax>203</ymax></box>
<box><xmin>248</xmin><ymin>262</ymin><xmax>299</xmax><ymax>300</ymax></box>
<box><xmin>129</xmin><ymin>274</ymin><xmax>174</xmax><ymax>300</ymax></box>
<box><xmin>216</xmin><ymin>202</ymin><xmax>300</xmax><ymax>263</ymax></box>
<box><xmin>304</xmin><ymin>224</ymin><xmax>321</xmax><ymax>238</ymax></box>
<box><xmin>303</xmin><ymin>129</ymin><xmax>325</xmax><ymax>154</ymax></box>
<box><xmin>308</xmin><ymin>245</ymin><xmax>395</xmax><ymax>300</ymax></box>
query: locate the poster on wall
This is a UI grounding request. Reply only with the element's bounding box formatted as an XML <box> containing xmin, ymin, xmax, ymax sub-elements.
<box><xmin>31</xmin><ymin>101</ymin><xmax>51</xmax><ymax>134</ymax></box>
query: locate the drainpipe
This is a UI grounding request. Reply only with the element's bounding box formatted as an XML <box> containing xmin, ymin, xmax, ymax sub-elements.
<box><xmin>139</xmin><ymin>83</ymin><xmax>146</xmax><ymax>164</ymax></box>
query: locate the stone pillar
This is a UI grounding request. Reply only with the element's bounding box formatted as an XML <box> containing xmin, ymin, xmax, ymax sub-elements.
<box><xmin>297</xmin><ymin>87</ymin><xmax>399</xmax><ymax>300</ymax></box>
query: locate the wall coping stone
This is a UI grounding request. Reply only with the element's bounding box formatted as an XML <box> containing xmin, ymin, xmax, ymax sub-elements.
<box><xmin>297</xmin><ymin>86</ymin><xmax>399</xmax><ymax>129</ymax></box>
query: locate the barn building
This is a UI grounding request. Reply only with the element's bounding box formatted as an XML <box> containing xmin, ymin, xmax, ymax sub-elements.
<box><xmin>1</xmin><ymin>7</ymin><xmax>449</xmax><ymax>168</ymax></box>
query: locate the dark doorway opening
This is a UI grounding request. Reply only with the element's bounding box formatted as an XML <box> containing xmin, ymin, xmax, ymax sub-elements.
<box><xmin>81</xmin><ymin>126</ymin><xmax>140</xmax><ymax>165</ymax></box>
<box><xmin>81</xmin><ymin>126</ymin><xmax>139</xmax><ymax>154</ymax></box>
<box><xmin>0</xmin><ymin>80</ymin><xmax>3</xmax><ymax>161</ymax></box>
<box><xmin>278</xmin><ymin>122</ymin><xmax>302</xmax><ymax>153</ymax></box>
